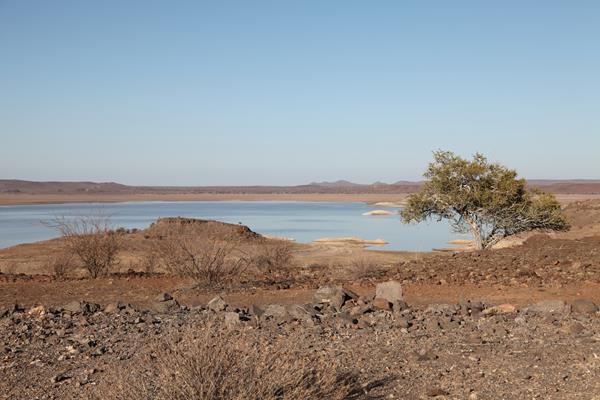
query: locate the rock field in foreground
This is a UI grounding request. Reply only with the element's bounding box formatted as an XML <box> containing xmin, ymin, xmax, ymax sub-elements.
<box><xmin>2</xmin><ymin>282</ymin><xmax>600</xmax><ymax>399</ymax></box>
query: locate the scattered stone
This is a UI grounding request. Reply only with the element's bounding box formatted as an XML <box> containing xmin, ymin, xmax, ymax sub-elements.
<box><xmin>426</xmin><ymin>387</ymin><xmax>449</xmax><ymax>397</ymax></box>
<box><xmin>103</xmin><ymin>302</ymin><xmax>123</xmax><ymax>314</ymax></box>
<box><xmin>207</xmin><ymin>296</ymin><xmax>228</xmax><ymax>312</ymax></box>
<box><xmin>26</xmin><ymin>305</ymin><xmax>46</xmax><ymax>318</ymax></box>
<box><xmin>286</xmin><ymin>304</ymin><xmax>315</xmax><ymax>321</ymax></box>
<box><xmin>392</xmin><ymin>299</ymin><xmax>409</xmax><ymax>313</ymax></box>
<box><xmin>81</xmin><ymin>302</ymin><xmax>102</xmax><ymax>315</ymax></box>
<box><xmin>154</xmin><ymin>292</ymin><xmax>173</xmax><ymax>302</ymax></box>
<box><xmin>572</xmin><ymin>299</ymin><xmax>598</xmax><ymax>314</ymax></box>
<box><xmin>249</xmin><ymin>304</ymin><xmax>264</xmax><ymax>319</ymax></box>
<box><xmin>51</xmin><ymin>372</ymin><xmax>72</xmax><ymax>384</ymax></box>
<box><xmin>372</xmin><ymin>297</ymin><xmax>392</xmax><ymax>311</ymax></box>
<box><xmin>416</xmin><ymin>348</ymin><xmax>438</xmax><ymax>361</ymax></box>
<box><xmin>62</xmin><ymin>301</ymin><xmax>83</xmax><ymax>314</ymax></box>
<box><xmin>524</xmin><ymin>300</ymin><xmax>570</xmax><ymax>315</ymax></box>
<box><xmin>224</xmin><ymin>311</ymin><xmax>241</xmax><ymax>327</ymax></box>
<box><xmin>482</xmin><ymin>304</ymin><xmax>516</xmax><ymax>316</ymax></box>
<box><xmin>313</xmin><ymin>286</ymin><xmax>357</xmax><ymax>310</ymax></box>
<box><xmin>153</xmin><ymin>299</ymin><xmax>180</xmax><ymax>314</ymax></box>
<box><xmin>426</xmin><ymin>303</ymin><xmax>458</xmax><ymax>316</ymax></box>
<box><xmin>263</xmin><ymin>304</ymin><xmax>288</xmax><ymax>321</ymax></box>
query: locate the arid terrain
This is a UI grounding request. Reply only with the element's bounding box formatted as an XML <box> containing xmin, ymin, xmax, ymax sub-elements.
<box><xmin>3</xmin><ymin>195</ymin><xmax>600</xmax><ymax>399</ymax></box>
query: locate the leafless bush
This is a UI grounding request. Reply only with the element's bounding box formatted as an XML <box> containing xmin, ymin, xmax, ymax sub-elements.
<box><xmin>45</xmin><ymin>214</ymin><xmax>122</xmax><ymax>278</ymax></box>
<box><xmin>95</xmin><ymin>325</ymin><xmax>365</xmax><ymax>400</ymax></box>
<box><xmin>153</xmin><ymin>226</ymin><xmax>250</xmax><ymax>287</ymax></box>
<box><xmin>251</xmin><ymin>240</ymin><xmax>295</xmax><ymax>278</ymax></box>
<box><xmin>139</xmin><ymin>252</ymin><xmax>158</xmax><ymax>274</ymax></box>
<box><xmin>348</xmin><ymin>258</ymin><xmax>381</xmax><ymax>280</ymax></box>
<box><xmin>45</xmin><ymin>252</ymin><xmax>74</xmax><ymax>279</ymax></box>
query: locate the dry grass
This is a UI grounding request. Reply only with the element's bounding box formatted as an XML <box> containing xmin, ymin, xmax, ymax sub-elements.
<box><xmin>250</xmin><ymin>240</ymin><xmax>295</xmax><ymax>279</ymax></box>
<box><xmin>94</xmin><ymin>325</ymin><xmax>366</xmax><ymax>400</ymax></box>
<box><xmin>44</xmin><ymin>251</ymin><xmax>74</xmax><ymax>279</ymax></box>
<box><xmin>152</xmin><ymin>222</ymin><xmax>251</xmax><ymax>287</ymax></box>
<box><xmin>348</xmin><ymin>258</ymin><xmax>381</xmax><ymax>280</ymax></box>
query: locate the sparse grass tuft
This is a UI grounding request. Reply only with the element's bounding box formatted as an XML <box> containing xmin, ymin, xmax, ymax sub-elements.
<box><xmin>94</xmin><ymin>325</ymin><xmax>366</xmax><ymax>400</ymax></box>
<box><xmin>251</xmin><ymin>240</ymin><xmax>295</xmax><ymax>279</ymax></box>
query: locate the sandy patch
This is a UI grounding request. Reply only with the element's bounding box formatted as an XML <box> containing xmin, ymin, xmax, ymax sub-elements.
<box><xmin>362</xmin><ymin>209</ymin><xmax>394</xmax><ymax>216</ymax></box>
<box><xmin>312</xmin><ymin>237</ymin><xmax>388</xmax><ymax>247</ymax></box>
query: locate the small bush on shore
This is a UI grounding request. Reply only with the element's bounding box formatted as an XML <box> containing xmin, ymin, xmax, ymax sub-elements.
<box><xmin>152</xmin><ymin>224</ymin><xmax>250</xmax><ymax>287</ymax></box>
<box><xmin>45</xmin><ymin>251</ymin><xmax>74</xmax><ymax>280</ymax></box>
<box><xmin>45</xmin><ymin>214</ymin><xmax>122</xmax><ymax>278</ymax></box>
<box><xmin>251</xmin><ymin>240</ymin><xmax>295</xmax><ymax>278</ymax></box>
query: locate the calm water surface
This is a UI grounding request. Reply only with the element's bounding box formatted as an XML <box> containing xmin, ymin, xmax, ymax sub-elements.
<box><xmin>0</xmin><ymin>201</ymin><xmax>459</xmax><ymax>251</ymax></box>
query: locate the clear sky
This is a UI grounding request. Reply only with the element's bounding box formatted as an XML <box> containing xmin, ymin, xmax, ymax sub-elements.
<box><xmin>1</xmin><ymin>1</ymin><xmax>599</xmax><ymax>185</ymax></box>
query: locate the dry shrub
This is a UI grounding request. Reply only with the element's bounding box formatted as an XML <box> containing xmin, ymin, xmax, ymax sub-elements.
<box><xmin>45</xmin><ymin>214</ymin><xmax>122</xmax><ymax>278</ymax></box>
<box><xmin>45</xmin><ymin>251</ymin><xmax>74</xmax><ymax>279</ymax></box>
<box><xmin>348</xmin><ymin>258</ymin><xmax>381</xmax><ymax>280</ymax></box>
<box><xmin>251</xmin><ymin>240</ymin><xmax>295</xmax><ymax>278</ymax></box>
<box><xmin>97</xmin><ymin>325</ymin><xmax>365</xmax><ymax>400</ymax></box>
<box><xmin>126</xmin><ymin>252</ymin><xmax>159</xmax><ymax>274</ymax></box>
<box><xmin>153</xmin><ymin>224</ymin><xmax>250</xmax><ymax>287</ymax></box>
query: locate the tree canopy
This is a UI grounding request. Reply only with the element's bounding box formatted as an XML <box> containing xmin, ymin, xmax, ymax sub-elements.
<box><xmin>401</xmin><ymin>151</ymin><xmax>569</xmax><ymax>250</ymax></box>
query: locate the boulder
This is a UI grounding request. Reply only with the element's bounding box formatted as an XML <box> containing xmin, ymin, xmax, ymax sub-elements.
<box><xmin>572</xmin><ymin>299</ymin><xmax>598</xmax><ymax>314</ymax></box>
<box><xmin>313</xmin><ymin>286</ymin><xmax>357</xmax><ymax>310</ymax></box>
<box><xmin>207</xmin><ymin>296</ymin><xmax>228</xmax><ymax>312</ymax></box>
<box><xmin>375</xmin><ymin>281</ymin><xmax>403</xmax><ymax>303</ymax></box>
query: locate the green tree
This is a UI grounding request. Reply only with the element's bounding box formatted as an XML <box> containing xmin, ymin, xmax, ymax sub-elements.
<box><xmin>401</xmin><ymin>151</ymin><xmax>569</xmax><ymax>250</ymax></box>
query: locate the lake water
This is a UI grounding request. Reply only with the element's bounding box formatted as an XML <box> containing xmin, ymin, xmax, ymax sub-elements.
<box><xmin>0</xmin><ymin>201</ymin><xmax>459</xmax><ymax>251</ymax></box>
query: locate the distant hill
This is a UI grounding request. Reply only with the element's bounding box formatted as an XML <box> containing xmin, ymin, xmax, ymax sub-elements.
<box><xmin>308</xmin><ymin>180</ymin><xmax>362</xmax><ymax>187</ymax></box>
<box><xmin>1</xmin><ymin>179</ymin><xmax>600</xmax><ymax>195</ymax></box>
<box><xmin>0</xmin><ymin>180</ymin><xmax>130</xmax><ymax>194</ymax></box>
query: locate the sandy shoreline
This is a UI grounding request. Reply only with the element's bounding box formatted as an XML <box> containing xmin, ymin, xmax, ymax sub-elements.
<box><xmin>1</xmin><ymin>192</ymin><xmax>598</xmax><ymax>206</ymax></box>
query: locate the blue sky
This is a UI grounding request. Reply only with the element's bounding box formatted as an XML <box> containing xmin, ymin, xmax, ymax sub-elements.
<box><xmin>1</xmin><ymin>1</ymin><xmax>599</xmax><ymax>185</ymax></box>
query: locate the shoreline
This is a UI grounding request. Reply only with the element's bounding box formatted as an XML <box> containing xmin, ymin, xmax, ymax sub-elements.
<box><xmin>1</xmin><ymin>192</ymin><xmax>598</xmax><ymax>206</ymax></box>
<box><xmin>0</xmin><ymin>192</ymin><xmax>411</xmax><ymax>206</ymax></box>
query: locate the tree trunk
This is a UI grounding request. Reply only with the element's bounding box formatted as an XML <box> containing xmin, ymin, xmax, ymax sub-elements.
<box><xmin>467</xmin><ymin>219</ymin><xmax>485</xmax><ymax>250</ymax></box>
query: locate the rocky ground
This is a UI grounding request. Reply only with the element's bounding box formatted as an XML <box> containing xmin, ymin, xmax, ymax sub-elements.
<box><xmin>3</xmin><ymin>283</ymin><xmax>600</xmax><ymax>399</ymax></box>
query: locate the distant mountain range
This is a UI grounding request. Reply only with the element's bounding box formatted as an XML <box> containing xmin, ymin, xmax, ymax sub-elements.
<box><xmin>2</xmin><ymin>179</ymin><xmax>600</xmax><ymax>195</ymax></box>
